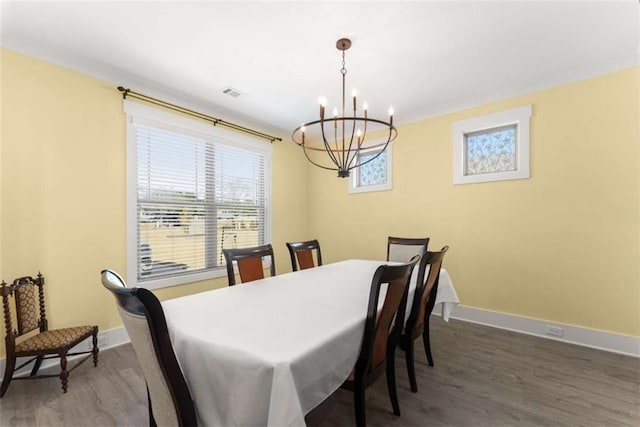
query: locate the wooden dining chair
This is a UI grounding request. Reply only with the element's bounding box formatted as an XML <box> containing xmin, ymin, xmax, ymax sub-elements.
<box><xmin>285</xmin><ymin>239</ymin><xmax>322</xmax><ymax>271</ymax></box>
<box><xmin>101</xmin><ymin>269</ymin><xmax>197</xmax><ymax>427</ymax></box>
<box><xmin>222</xmin><ymin>244</ymin><xmax>276</xmax><ymax>285</ymax></box>
<box><xmin>0</xmin><ymin>273</ymin><xmax>99</xmax><ymax>398</ymax></box>
<box><xmin>397</xmin><ymin>246</ymin><xmax>449</xmax><ymax>392</ymax></box>
<box><xmin>386</xmin><ymin>236</ymin><xmax>430</xmax><ymax>262</ymax></box>
<box><xmin>341</xmin><ymin>255</ymin><xmax>420</xmax><ymax>427</ymax></box>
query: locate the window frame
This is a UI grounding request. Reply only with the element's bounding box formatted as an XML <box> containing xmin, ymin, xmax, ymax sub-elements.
<box><xmin>124</xmin><ymin>100</ymin><xmax>272</xmax><ymax>289</ymax></box>
<box><xmin>348</xmin><ymin>142</ymin><xmax>393</xmax><ymax>194</ymax></box>
<box><xmin>452</xmin><ymin>104</ymin><xmax>532</xmax><ymax>185</ymax></box>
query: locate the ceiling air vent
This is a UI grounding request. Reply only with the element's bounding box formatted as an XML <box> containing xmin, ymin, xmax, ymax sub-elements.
<box><xmin>221</xmin><ymin>86</ymin><xmax>247</xmax><ymax>98</ymax></box>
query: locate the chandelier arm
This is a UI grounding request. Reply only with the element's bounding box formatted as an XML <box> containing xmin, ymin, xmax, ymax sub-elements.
<box><xmin>344</xmin><ymin>115</ymin><xmax>358</xmax><ymax>172</ymax></box>
<box><xmin>319</xmin><ymin>118</ymin><xmax>341</xmax><ymax>168</ymax></box>
<box><xmin>350</xmin><ymin>137</ymin><xmax>391</xmax><ymax>170</ymax></box>
<box><xmin>327</xmin><ymin>117</ymin><xmax>340</xmax><ymax>168</ymax></box>
<box><xmin>346</xmin><ymin>144</ymin><xmax>360</xmax><ymax>170</ymax></box>
<box><xmin>361</xmin><ymin>116</ymin><xmax>369</xmax><ymax>146</ymax></box>
<box><xmin>295</xmin><ymin>118</ymin><xmax>392</xmax><ymax>135</ymax></box>
<box><xmin>301</xmin><ymin>142</ymin><xmax>338</xmax><ymax>171</ymax></box>
<box><xmin>347</xmin><ymin>126</ymin><xmax>397</xmax><ymax>170</ymax></box>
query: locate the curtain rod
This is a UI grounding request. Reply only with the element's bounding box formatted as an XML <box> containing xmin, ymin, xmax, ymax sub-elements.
<box><xmin>117</xmin><ymin>86</ymin><xmax>282</xmax><ymax>143</ymax></box>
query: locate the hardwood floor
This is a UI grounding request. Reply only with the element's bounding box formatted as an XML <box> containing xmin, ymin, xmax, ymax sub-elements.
<box><xmin>0</xmin><ymin>318</ymin><xmax>637</xmax><ymax>426</ymax></box>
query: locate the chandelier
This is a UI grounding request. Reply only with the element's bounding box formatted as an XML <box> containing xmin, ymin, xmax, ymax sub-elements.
<box><xmin>292</xmin><ymin>38</ymin><xmax>398</xmax><ymax>178</ymax></box>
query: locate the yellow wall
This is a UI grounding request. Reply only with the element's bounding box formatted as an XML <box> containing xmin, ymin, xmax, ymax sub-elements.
<box><xmin>0</xmin><ymin>49</ymin><xmax>308</xmax><ymax>357</ymax></box>
<box><xmin>308</xmin><ymin>68</ymin><xmax>639</xmax><ymax>337</ymax></box>
<box><xmin>1</xmin><ymin>47</ymin><xmax>637</xmax><ymax>364</ymax></box>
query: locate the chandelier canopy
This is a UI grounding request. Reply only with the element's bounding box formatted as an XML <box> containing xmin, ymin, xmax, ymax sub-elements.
<box><xmin>292</xmin><ymin>38</ymin><xmax>398</xmax><ymax>178</ymax></box>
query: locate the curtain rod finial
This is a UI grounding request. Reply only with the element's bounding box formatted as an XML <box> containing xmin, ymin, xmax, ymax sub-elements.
<box><xmin>117</xmin><ymin>86</ymin><xmax>130</xmax><ymax>99</ymax></box>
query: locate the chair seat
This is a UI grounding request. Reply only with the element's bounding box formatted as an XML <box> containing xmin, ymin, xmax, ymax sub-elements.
<box><xmin>16</xmin><ymin>326</ymin><xmax>95</xmax><ymax>353</ymax></box>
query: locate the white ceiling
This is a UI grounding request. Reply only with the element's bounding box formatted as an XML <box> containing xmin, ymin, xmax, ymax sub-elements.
<box><xmin>2</xmin><ymin>1</ymin><xmax>638</xmax><ymax>138</ymax></box>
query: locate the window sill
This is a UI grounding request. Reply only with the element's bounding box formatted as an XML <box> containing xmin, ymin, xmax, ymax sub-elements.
<box><xmin>132</xmin><ymin>267</ymin><xmax>227</xmax><ymax>290</ymax></box>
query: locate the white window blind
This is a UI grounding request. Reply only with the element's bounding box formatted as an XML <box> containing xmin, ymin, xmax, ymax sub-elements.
<box><xmin>126</xmin><ymin>101</ymin><xmax>271</xmax><ymax>288</ymax></box>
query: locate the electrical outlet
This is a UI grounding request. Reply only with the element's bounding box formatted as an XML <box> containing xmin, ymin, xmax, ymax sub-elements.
<box><xmin>545</xmin><ymin>325</ymin><xmax>564</xmax><ymax>337</ymax></box>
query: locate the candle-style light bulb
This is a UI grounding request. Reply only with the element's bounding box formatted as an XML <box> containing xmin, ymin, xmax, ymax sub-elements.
<box><xmin>333</xmin><ymin>107</ymin><xmax>338</xmax><ymax>117</ymax></box>
<box><xmin>356</xmin><ymin>128</ymin><xmax>362</xmax><ymax>137</ymax></box>
<box><xmin>319</xmin><ymin>97</ymin><xmax>327</xmax><ymax>119</ymax></box>
<box><xmin>301</xmin><ymin>125</ymin><xmax>306</xmax><ymax>143</ymax></box>
<box><xmin>363</xmin><ymin>102</ymin><xmax>368</xmax><ymax>111</ymax></box>
<box><xmin>352</xmin><ymin>89</ymin><xmax>357</xmax><ymax>112</ymax></box>
<box><xmin>388</xmin><ymin>106</ymin><xmax>394</xmax><ymax>125</ymax></box>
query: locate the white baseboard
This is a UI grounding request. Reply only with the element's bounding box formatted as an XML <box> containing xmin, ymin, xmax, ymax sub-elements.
<box><xmin>433</xmin><ymin>304</ymin><xmax>640</xmax><ymax>358</ymax></box>
<box><xmin>0</xmin><ymin>326</ymin><xmax>130</xmax><ymax>378</ymax></box>
<box><xmin>2</xmin><ymin>305</ymin><xmax>638</xmax><ymax>378</ymax></box>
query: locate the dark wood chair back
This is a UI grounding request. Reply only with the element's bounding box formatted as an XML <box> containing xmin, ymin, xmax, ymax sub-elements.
<box><xmin>407</xmin><ymin>246</ymin><xmax>449</xmax><ymax>334</ymax></box>
<box><xmin>359</xmin><ymin>256</ymin><xmax>419</xmax><ymax>377</ymax></box>
<box><xmin>101</xmin><ymin>270</ymin><xmax>197</xmax><ymax>426</ymax></box>
<box><xmin>386</xmin><ymin>236</ymin><xmax>429</xmax><ymax>262</ymax></box>
<box><xmin>4</xmin><ymin>275</ymin><xmax>44</xmax><ymax>338</ymax></box>
<box><xmin>1</xmin><ymin>273</ymin><xmax>98</xmax><ymax>398</ymax></box>
<box><xmin>398</xmin><ymin>246</ymin><xmax>449</xmax><ymax>393</ymax></box>
<box><xmin>222</xmin><ymin>244</ymin><xmax>276</xmax><ymax>285</ymax></box>
<box><xmin>341</xmin><ymin>255</ymin><xmax>420</xmax><ymax>427</ymax></box>
<box><xmin>285</xmin><ymin>239</ymin><xmax>322</xmax><ymax>271</ymax></box>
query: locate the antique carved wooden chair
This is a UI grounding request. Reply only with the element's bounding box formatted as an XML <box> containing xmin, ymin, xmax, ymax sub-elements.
<box><xmin>341</xmin><ymin>256</ymin><xmax>420</xmax><ymax>427</ymax></box>
<box><xmin>285</xmin><ymin>239</ymin><xmax>323</xmax><ymax>271</ymax></box>
<box><xmin>0</xmin><ymin>273</ymin><xmax>99</xmax><ymax>397</ymax></box>
<box><xmin>398</xmin><ymin>246</ymin><xmax>449</xmax><ymax>392</ymax></box>
<box><xmin>101</xmin><ymin>270</ymin><xmax>197</xmax><ymax>426</ymax></box>
<box><xmin>387</xmin><ymin>236</ymin><xmax>429</xmax><ymax>262</ymax></box>
<box><xmin>222</xmin><ymin>244</ymin><xmax>276</xmax><ymax>285</ymax></box>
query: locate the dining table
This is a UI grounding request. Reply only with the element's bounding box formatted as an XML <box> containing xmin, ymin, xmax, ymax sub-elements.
<box><xmin>162</xmin><ymin>259</ymin><xmax>459</xmax><ymax>427</ymax></box>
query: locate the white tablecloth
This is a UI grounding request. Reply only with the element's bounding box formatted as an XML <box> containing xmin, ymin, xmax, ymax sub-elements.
<box><xmin>162</xmin><ymin>260</ymin><xmax>459</xmax><ymax>427</ymax></box>
<box><xmin>413</xmin><ymin>267</ymin><xmax>459</xmax><ymax>322</ymax></box>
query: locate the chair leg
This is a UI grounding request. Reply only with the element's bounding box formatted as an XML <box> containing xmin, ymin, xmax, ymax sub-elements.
<box><xmin>92</xmin><ymin>329</ymin><xmax>99</xmax><ymax>367</ymax></box>
<box><xmin>386</xmin><ymin>350</ymin><xmax>401</xmax><ymax>416</ymax></box>
<box><xmin>148</xmin><ymin>386</ymin><xmax>158</xmax><ymax>427</ymax></box>
<box><xmin>354</xmin><ymin>381</ymin><xmax>366</xmax><ymax>427</ymax></box>
<box><xmin>30</xmin><ymin>355</ymin><xmax>44</xmax><ymax>376</ymax></box>
<box><xmin>405</xmin><ymin>338</ymin><xmax>418</xmax><ymax>392</ymax></box>
<box><xmin>0</xmin><ymin>355</ymin><xmax>16</xmax><ymax>398</ymax></box>
<box><xmin>423</xmin><ymin>319</ymin><xmax>434</xmax><ymax>367</ymax></box>
<box><xmin>59</xmin><ymin>352</ymin><xmax>69</xmax><ymax>393</ymax></box>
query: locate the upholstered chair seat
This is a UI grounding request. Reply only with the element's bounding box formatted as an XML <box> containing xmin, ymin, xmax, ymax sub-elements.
<box><xmin>16</xmin><ymin>326</ymin><xmax>96</xmax><ymax>353</ymax></box>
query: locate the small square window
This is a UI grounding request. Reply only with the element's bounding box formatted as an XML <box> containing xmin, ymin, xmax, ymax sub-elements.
<box><xmin>464</xmin><ymin>124</ymin><xmax>517</xmax><ymax>175</ymax></box>
<box><xmin>349</xmin><ymin>144</ymin><xmax>392</xmax><ymax>193</ymax></box>
<box><xmin>453</xmin><ymin>105</ymin><xmax>531</xmax><ymax>185</ymax></box>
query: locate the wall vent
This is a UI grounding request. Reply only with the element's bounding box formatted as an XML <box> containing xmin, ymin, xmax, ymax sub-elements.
<box><xmin>221</xmin><ymin>86</ymin><xmax>246</xmax><ymax>98</ymax></box>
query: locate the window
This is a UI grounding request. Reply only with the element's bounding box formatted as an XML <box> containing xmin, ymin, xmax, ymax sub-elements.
<box><xmin>452</xmin><ymin>105</ymin><xmax>531</xmax><ymax>184</ymax></box>
<box><xmin>349</xmin><ymin>143</ymin><xmax>393</xmax><ymax>193</ymax></box>
<box><xmin>125</xmin><ymin>101</ymin><xmax>272</xmax><ymax>289</ymax></box>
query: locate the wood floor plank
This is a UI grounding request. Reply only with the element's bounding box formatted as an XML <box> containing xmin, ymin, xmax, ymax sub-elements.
<box><xmin>0</xmin><ymin>318</ymin><xmax>637</xmax><ymax>426</ymax></box>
